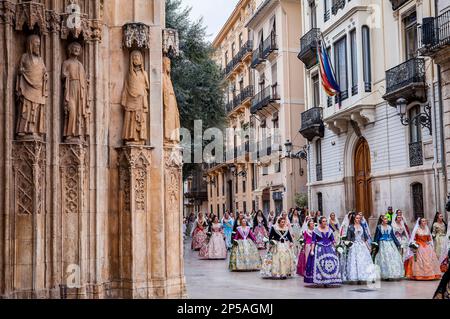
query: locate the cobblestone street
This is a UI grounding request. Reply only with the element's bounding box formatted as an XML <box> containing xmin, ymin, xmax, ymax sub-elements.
<box><xmin>184</xmin><ymin>242</ymin><xmax>439</xmax><ymax>299</ymax></box>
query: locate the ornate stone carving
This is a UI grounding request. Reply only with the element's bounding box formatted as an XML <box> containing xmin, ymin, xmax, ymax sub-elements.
<box><xmin>16</xmin><ymin>35</ymin><xmax>48</xmax><ymax>138</ymax></box>
<box><xmin>122</xmin><ymin>51</ymin><xmax>149</xmax><ymax>145</ymax></box>
<box><xmin>162</xmin><ymin>28</ymin><xmax>179</xmax><ymax>57</ymax></box>
<box><xmin>15</xmin><ymin>1</ymin><xmax>47</xmax><ymax>32</ymax></box>
<box><xmin>12</xmin><ymin>140</ymin><xmax>46</xmax><ymax>215</ymax></box>
<box><xmin>118</xmin><ymin>146</ymin><xmax>152</xmax><ymax>213</ymax></box>
<box><xmin>0</xmin><ymin>1</ymin><xmax>16</xmax><ymax>25</ymax></box>
<box><xmin>123</xmin><ymin>23</ymin><xmax>150</xmax><ymax>49</ymax></box>
<box><xmin>59</xmin><ymin>143</ymin><xmax>88</xmax><ymax>215</ymax></box>
<box><xmin>45</xmin><ymin>10</ymin><xmax>61</xmax><ymax>33</ymax></box>
<box><xmin>163</xmin><ymin>57</ymin><xmax>180</xmax><ymax>145</ymax></box>
<box><xmin>62</xmin><ymin>42</ymin><xmax>90</xmax><ymax>142</ymax></box>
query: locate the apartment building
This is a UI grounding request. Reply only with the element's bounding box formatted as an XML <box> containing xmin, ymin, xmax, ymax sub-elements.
<box><xmin>298</xmin><ymin>0</ymin><xmax>448</xmax><ymax>226</ymax></box>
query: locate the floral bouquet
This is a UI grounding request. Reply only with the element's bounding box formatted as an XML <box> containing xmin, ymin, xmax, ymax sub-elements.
<box><xmin>343</xmin><ymin>240</ymin><xmax>353</xmax><ymax>248</ymax></box>
<box><xmin>336</xmin><ymin>244</ymin><xmax>345</xmax><ymax>255</ymax></box>
<box><xmin>297</xmin><ymin>237</ymin><xmax>305</xmax><ymax>248</ymax></box>
<box><xmin>409</xmin><ymin>242</ymin><xmax>419</xmax><ymax>261</ymax></box>
<box><xmin>263</xmin><ymin>237</ymin><xmax>270</xmax><ymax>243</ymax></box>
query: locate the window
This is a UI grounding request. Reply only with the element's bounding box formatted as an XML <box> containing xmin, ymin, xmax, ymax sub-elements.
<box><xmin>316</xmin><ymin>139</ymin><xmax>323</xmax><ymax>181</ymax></box>
<box><xmin>324</xmin><ymin>0</ymin><xmax>331</xmax><ymax>22</ymax></box>
<box><xmin>411</xmin><ymin>183</ymin><xmax>424</xmax><ymax>220</ymax></box>
<box><xmin>239</xmin><ymin>33</ymin><xmax>243</xmax><ymax>48</ymax></box>
<box><xmin>235</xmin><ymin>176</ymin><xmax>239</xmax><ymax>194</ymax></box>
<box><xmin>243</xmin><ymin>201</ymin><xmax>247</xmax><ymax>213</ymax></box>
<box><xmin>312</xmin><ymin>73</ymin><xmax>320</xmax><ymax>108</ymax></box>
<box><xmin>362</xmin><ymin>26</ymin><xmax>372</xmax><ymax>92</ymax></box>
<box><xmin>222</xmin><ymin>173</ymin><xmax>225</xmax><ymax>195</ymax></box>
<box><xmin>217</xmin><ymin>204</ymin><xmax>220</xmax><ymax>216</ymax></box>
<box><xmin>409</xmin><ymin>105</ymin><xmax>423</xmax><ymax>167</ymax></box>
<box><xmin>252</xmin><ymin>164</ymin><xmax>257</xmax><ymax>190</ymax></box>
<box><xmin>350</xmin><ymin>29</ymin><xmax>358</xmax><ymax>96</ymax></box>
<box><xmin>271</xmin><ymin>63</ymin><xmax>278</xmax><ymax>87</ymax></box>
<box><xmin>210</xmin><ymin>205</ymin><xmax>213</xmax><ymax>215</ymax></box>
<box><xmin>274</xmin><ymin>161</ymin><xmax>281</xmax><ymax>173</ymax></box>
<box><xmin>317</xmin><ymin>192</ymin><xmax>323</xmax><ymax>213</ymax></box>
<box><xmin>243</xmin><ymin>180</ymin><xmax>246</xmax><ymax>193</ymax></box>
<box><xmin>403</xmin><ymin>11</ymin><xmax>418</xmax><ymax>60</ymax></box>
<box><xmin>225</xmin><ymin>51</ymin><xmax>229</xmax><ymax>65</ymax></box>
<box><xmin>262</xmin><ymin>166</ymin><xmax>268</xmax><ymax>176</ymax></box>
<box><xmin>232</xmin><ymin>42</ymin><xmax>236</xmax><ymax>57</ymax></box>
<box><xmin>334</xmin><ymin>36</ymin><xmax>348</xmax><ymax>101</ymax></box>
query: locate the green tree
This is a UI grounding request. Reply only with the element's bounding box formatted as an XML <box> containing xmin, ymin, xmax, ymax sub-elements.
<box><xmin>165</xmin><ymin>0</ymin><xmax>226</xmax><ymax>178</ymax></box>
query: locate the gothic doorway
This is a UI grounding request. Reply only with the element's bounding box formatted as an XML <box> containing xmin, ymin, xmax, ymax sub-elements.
<box><xmin>354</xmin><ymin>138</ymin><xmax>372</xmax><ymax>219</ymax></box>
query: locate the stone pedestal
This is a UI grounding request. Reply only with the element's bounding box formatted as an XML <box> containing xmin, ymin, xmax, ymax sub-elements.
<box><xmin>59</xmin><ymin>143</ymin><xmax>89</xmax><ymax>298</ymax></box>
<box><xmin>117</xmin><ymin>145</ymin><xmax>153</xmax><ymax>299</ymax></box>
<box><xmin>11</xmin><ymin>139</ymin><xmax>46</xmax><ymax>298</ymax></box>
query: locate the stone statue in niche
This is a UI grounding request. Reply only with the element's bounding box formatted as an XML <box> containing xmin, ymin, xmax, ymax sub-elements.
<box><xmin>62</xmin><ymin>42</ymin><xmax>90</xmax><ymax>142</ymax></box>
<box><xmin>16</xmin><ymin>34</ymin><xmax>48</xmax><ymax>138</ymax></box>
<box><xmin>122</xmin><ymin>50</ymin><xmax>149</xmax><ymax>145</ymax></box>
<box><xmin>163</xmin><ymin>56</ymin><xmax>180</xmax><ymax>144</ymax></box>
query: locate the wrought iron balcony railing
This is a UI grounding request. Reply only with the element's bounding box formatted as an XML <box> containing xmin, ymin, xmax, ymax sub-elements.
<box><xmin>250</xmin><ymin>85</ymin><xmax>280</xmax><ymax>114</ymax></box>
<box><xmin>299</xmin><ymin>107</ymin><xmax>325</xmax><ymax>142</ymax></box>
<box><xmin>331</xmin><ymin>0</ymin><xmax>346</xmax><ymax>15</ymax></box>
<box><xmin>389</xmin><ymin>0</ymin><xmax>409</xmax><ymax>11</ymax></box>
<box><xmin>383</xmin><ymin>58</ymin><xmax>427</xmax><ymax>105</ymax></box>
<box><xmin>240</xmin><ymin>85</ymin><xmax>254</xmax><ymax>103</ymax></box>
<box><xmin>409</xmin><ymin>142</ymin><xmax>423</xmax><ymax>167</ymax></box>
<box><xmin>298</xmin><ymin>28</ymin><xmax>321</xmax><ymax>69</ymax></box>
<box><xmin>223</xmin><ymin>40</ymin><xmax>254</xmax><ymax>77</ymax></box>
<box><xmin>251</xmin><ymin>45</ymin><xmax>265</xmax><ymax>68</ymax></box>
<box><xmin>262</xmin><ymin>32</ymin><xmax>278</xmax><ymax>59</ymax></box>
<box><xmin>419</xmin><ymin>9</ymin><xmax>450</xmax><ymax>56</ymax></box>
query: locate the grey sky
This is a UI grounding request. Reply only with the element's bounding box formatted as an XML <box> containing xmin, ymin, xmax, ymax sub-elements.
<box><xmin>181</xmin><ymin>0</ymin><xmax>240</xmax><ymax>42</ymax></box>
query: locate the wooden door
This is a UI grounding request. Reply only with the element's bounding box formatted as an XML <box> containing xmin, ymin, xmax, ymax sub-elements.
<box><xmin>354</xmin><ymin>138</ymin><xmax>372</xmax><ymax>219</ymax></box>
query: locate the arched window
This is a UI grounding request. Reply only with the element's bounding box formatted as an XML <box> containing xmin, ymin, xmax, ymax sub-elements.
<box><xmin>362</xmin><ymin>26</ymin><xmax>372</xmax><ymax>92</ymax></box>
<box><xmin>411</xmin><ymin>183</ymin><xmax>424</xmax><ymax>220</ymax></box>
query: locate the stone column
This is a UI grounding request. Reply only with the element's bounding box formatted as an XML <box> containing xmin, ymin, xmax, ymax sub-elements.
<box><xmin>11</xmin><ymin>139</ymin><xmax>46</xmax><ymax>298</ymax></box>
<box><xmin>163</xmin><ymin>145</ymin><xmax>186</xmax><ymax>298</ymax></box>
<box><xmin>59</xmin><ymin>142</ymin><xmax>89</xmax><ymax>298</ymax></box>
<box><xmin>117</xmin><ymin>145</ymin><xmax>153</xmax><ymax>299</ymax></box>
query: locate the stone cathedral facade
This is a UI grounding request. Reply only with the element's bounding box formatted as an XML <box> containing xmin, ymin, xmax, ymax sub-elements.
<box><xmin>0</xmin><ymin>0</ymin><xmax>186</xmax><ymax>299</ymax></box>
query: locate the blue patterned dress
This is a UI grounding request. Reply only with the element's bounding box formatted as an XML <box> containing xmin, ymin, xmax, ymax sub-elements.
<box><xmin>304</xmin><ymin>228</ymin><xmax>342</xmax><ymax>286</ymax></box>
<box><xmin>373</xmin><ymin>224</ymin><xmax>404</xmax><ymax>280</ymax></box>
<box><xmin>222</xmin><ymin>217</ymin><xmax>234</xmax><ymax>249</ymax></box>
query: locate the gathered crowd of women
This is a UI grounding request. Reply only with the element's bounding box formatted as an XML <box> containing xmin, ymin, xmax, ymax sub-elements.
<box><xmin>184</xmin><ymin>207</ymin><xmax>450</xmax><ymax>298</ymax></box>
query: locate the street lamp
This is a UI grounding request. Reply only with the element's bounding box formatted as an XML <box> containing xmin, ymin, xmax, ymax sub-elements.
<box><xmin>284</xmin><ymin>140</ymin><xmax>308</xmax><ymax>176</ymax></box>
<box><xmin>396</xmin><ymin>98</ymin><xmax>432</xmax><ymax>135</ymax></box>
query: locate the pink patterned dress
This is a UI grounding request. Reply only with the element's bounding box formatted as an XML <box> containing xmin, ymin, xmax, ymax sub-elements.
<box><xmin>296</xmin><ymin>230</ymin><xmax>313</xmax><ymax>277</ymax></box>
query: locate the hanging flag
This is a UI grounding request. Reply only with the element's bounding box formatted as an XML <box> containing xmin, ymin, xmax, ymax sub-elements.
<box><xmin>317</xmin><ymin>41</ymin><xmax>340</xmax><ymax>97</ymax></box>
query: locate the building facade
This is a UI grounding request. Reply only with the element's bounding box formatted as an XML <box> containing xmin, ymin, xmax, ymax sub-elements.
<box><xmin>298</xmin><ymin>0</ymin><xmax>448</xmax><ymax>227</ymax></box>
<box><xmin>0</xmin><ymin>0</ymin><xmax>185</xmax><ymax>299</ymax></box>
<box><xmin>207</xmin><ymin>0</ymin><xmax>307</xmax><ymax>217</ymax></box>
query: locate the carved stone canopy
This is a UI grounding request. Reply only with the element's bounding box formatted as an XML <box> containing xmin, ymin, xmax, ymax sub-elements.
<box><xmin>325</xmin><ymin>105</ymin><xmax>376</xmax><ymax>135</ymax></box>
<box><xmin>123</xmin><ymin>22</ymin><xmax>150</xmax><ymax>49</ymax></box>
<box><xmin>15</xmin><ymin>1</ymin><xmax>47</xmax><ymax>33</ymax></box>
<box><xmin>163</xmin><ymin>28</ymin><xmax>180</xmax><ymax>58</ymax></box>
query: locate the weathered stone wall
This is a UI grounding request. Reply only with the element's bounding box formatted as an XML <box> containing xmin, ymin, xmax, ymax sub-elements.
<box><xmin>0</xmin><ymin>0</ymin><xmax>185</xmax><ymax>299</ymax></box>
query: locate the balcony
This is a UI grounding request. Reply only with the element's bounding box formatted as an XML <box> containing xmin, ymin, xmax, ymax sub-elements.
<box><xmin>223</xmin><ymin>40</ymin><xmax>254</xmax><ymax>78</ymax></box>
<box><xmin>383</xmin><ymin>58</ymin><xmax>427</xmax><ymax>106</ymax></box>
<box><xmin>409</xmin><ymin>142</ymin><xmax>423</xmax><ymax>167</ymax></box>
<box><xmin>331</xmin><ymin>0</ymin><xmax>346</xmax><ymax>15</ymax></box>
<box><xmin>251</xmin><ymin>45</ymin><xmax>265</xmax><ymax>69</ymax></box>
<box><xmin>389</xmin><ymin>0</ymin><xmax>409</xmax><ymax>11</ymax></box>
<box><xmin>250</xmin><ymin>85</ymin><xmax>280</xmax><ymax>114</ymax></box>
<box><xmin>240</xmin><ymin>85</ymin><xmax>254</xmax><ymax>105</ymax></box>
<box><xmin>298</xmin><ymin>28</ymin><xmax>321</xmax><ymax>69</ymax></box>
<box><xmin>226</xmin><ymin>101</ymin><xmax>234</xmax><ymax>113</ymax></box>
<box><xmin>262</xmin><ymin>32</ymin><xmax>278</xmax><ymax>60</ymax></box>
<box><xmin>299</xmin><ymin>107</ymin><xmax>325</xmax><ymax>142</ymax></box>
<box><xmin>419</xmin><ymin>10</ymin><xmax>450</xmax><ymax>58</ymax></box>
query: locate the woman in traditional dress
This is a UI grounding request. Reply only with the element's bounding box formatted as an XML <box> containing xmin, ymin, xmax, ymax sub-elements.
<box><xmin>392</xmin><ymin>211</ymin><xmax>411</xmax><ymax>261</ymax></box>
<box><xmin>191</xmin><ymin>212</ymin><xmax>209</xmax><ymax>251</ymax></box>
<box><xmin>297</xmin><ymin>218</ymin><xmax>315</xmax><ymax>277</ymax></box>
<box><xmin>199</xmin><ymin>216</ymin><xmax>227</xmax><ymax>260</ymax></box>
<box><xmin>358</xmin><ymin>212</ymin><xmax>372</xmax><ymax>245</ymax></box>
<box><xmin>229</xmin><ymin>218</ymin><xmax>262</xmax><ymax>272</ymax></box>
<box><xmin>222</xmin><ymin>211</ymin><xmax>234</xmax><ymax>250</ymax></box>
<box><xmin>253</xmin><ymin>210</ymin><xmax>269</xmax><ymax>250</ymax></box>
<box><xmin>261</xmin><ymin>217</ymin><xmax>296</xmax><ymax>279</ymax></box>
<box><xmin>245</xmin><ymin>211</ymin><xmax>254</xmax><ymax>228</ymax></box>
<box><xmin>289</xmin><ymin>209</ymin><xmax>303</xmax><ymax>257</ymax></box>
<box><xmin>338</xmin><ymin>211</ymin><xmax>354</xmax><ymax>281</ymax></box>
<box><xmin>267</xmin><ymin>211</ymin><xmax>276</xmax><ymax>230</ymax></box>
<box><xmin>328</xmin><ymin>212</ymin><xmax>340</xmax><ymax>245</ymax></box>
<box><xmin>373</xmin><ymin>215</ymin><xmax>404</xmax><ymax>280</ymax></box>
<box><xmin>345</xmin><ymin>213</ymin><xmax>377</xmax><ymax>283</ymax></box>
<box><xmin>233</xmin><ymin>211</ymin><xmax>245</xmax><ymax>232</ymax></box>
<box><xmin>431</xmin><ymin>212</ymin><xmax>448</xmax><ymax>262</ymax></box>
<box><xmin>304</xmin><ymin>216</ymin><xmax>342</xmax><ymax>287</ymax></box>
<box><xmin>405</xmin><ymin>218</ymin><xmax>442</xmax><ymax>281</ymax></box>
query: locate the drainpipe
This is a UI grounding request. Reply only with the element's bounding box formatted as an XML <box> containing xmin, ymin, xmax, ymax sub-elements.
<box><xmin>434</xmin><ymin>0</ymin><xmax>448</xmax><ymax>217</ymax></box>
